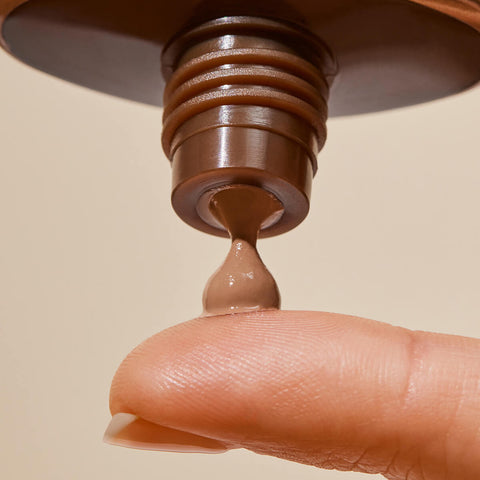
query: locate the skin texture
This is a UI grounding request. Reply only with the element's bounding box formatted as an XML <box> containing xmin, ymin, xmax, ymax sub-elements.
<box><xmin>108</xmin><ymin>310</ymin><xmax>480</xmax><ymax>479</ymax></box>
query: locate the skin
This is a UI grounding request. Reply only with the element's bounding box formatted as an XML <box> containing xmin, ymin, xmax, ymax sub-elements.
<box><xmin>108</xmin><ymin>310</ymin><xmax>480</xmax><ymax>479</ymax></box>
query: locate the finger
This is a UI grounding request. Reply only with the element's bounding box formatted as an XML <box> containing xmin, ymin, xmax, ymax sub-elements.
<box><xmin>106</xmin><ymin>310</ymin><xmax>480</xmax><ymax>479</ymax></box>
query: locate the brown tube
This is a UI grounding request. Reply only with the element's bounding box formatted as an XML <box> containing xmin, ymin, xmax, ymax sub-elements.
<box><xmin>161</xmin><ymin>16</ymin><xmax>336</xmax><ymax>238</ymax></box>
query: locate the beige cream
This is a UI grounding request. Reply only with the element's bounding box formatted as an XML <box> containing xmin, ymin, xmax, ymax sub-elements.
<box><xmin>202</xmin><ymin>185</ymin><xmax>283</xmax><ymax>316</ymax></box>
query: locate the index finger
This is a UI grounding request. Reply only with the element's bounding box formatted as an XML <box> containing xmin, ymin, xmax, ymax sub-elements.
<box><xmin>106</xmin><ymin>310</ymin><xmax>480</xmax><ymax>479</ymax></box>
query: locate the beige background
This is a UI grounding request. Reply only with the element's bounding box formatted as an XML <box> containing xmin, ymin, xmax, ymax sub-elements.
<box><xmin>0</xmin><ymin>45</ymin><xmax>479</xmax><ymax>479</ymax></box>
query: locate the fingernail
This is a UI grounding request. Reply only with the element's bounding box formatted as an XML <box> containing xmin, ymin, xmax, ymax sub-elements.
<box><xmin>103</xmin><ymin>413</ymin><xmax>229</xmax><ymax>453</ymax></box>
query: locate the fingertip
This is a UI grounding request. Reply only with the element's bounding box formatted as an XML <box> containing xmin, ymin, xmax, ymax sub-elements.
<box><xmin>107</xmin><ymin>310</ymin><xmax>480</xmax><ymax>478</ymax></box>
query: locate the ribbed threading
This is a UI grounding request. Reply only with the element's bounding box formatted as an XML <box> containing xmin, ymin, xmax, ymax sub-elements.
<box><xmin>161</xmin><ymin>16</ymin><xmax>336</xmax><ymax>176</ymax></box>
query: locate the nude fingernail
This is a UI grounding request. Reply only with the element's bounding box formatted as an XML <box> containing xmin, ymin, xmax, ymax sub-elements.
<box><xmin>103</xmin><ymin>413</ymin><xmax>229</xmax><ymax>453</ymax></box>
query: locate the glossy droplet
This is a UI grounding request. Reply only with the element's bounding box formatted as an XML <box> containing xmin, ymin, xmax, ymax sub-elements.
<box><xmin>202</xmin><ymin>238</ymin><xmax>280</xmax><ymax>316</ymax></box>
<box><xmin>202</xmin><ymin>185</ymin><xmax>283</xmax><ymax>317</ymax></box>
